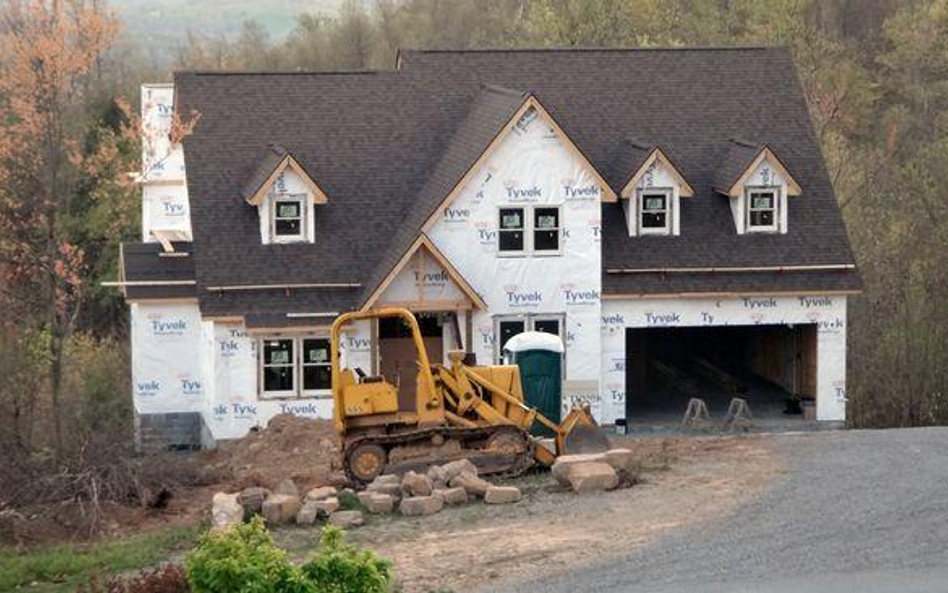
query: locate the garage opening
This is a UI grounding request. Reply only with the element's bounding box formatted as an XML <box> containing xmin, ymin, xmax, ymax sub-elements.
<box><xmin>625</xmin><ymin>324</ymin><xmax>817</xmax><ymax>430</ymax></box>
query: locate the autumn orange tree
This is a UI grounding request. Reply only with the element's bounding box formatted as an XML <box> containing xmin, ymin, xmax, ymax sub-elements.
<box><xmin>0</xmin><ymin>0</ymin><xmax>135</xmax><ymax>460</ymax></box>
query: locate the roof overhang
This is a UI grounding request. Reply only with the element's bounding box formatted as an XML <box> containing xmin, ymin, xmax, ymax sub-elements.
<box><xmin>245</xmin><ymin>153</ymin><xmax>329</xmax><ymax>206</ymax></box>
<box><xmin>620</xmin><ymin>146</ymin><xmax>695</xmax><ymax>198</ymax></box>
<box><xmin>718</xmin><ymin>146</ymin><xmax>802</xmax><ymax>198</ymax></box>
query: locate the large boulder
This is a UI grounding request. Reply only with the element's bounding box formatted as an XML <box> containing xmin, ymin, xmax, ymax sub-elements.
<box><xmin>358</xmin><ymin>492</ymin><xmax>395</xmax><ymax>514</ymax></box>
<box><xmin>551</xmin><ymin>453</ymin><xmax>608</xmax><ymax>486</ymax></box>
<box><xmin>567</xmin><ymin>462</ymin><xmax>619</xmax><ymax>493</ymax></box>
<box><xmin>262</xmin><ymin>493</ymin><xmax>302</xmax><ymax>525</ymax></box>
<box><xmin>484</xmin><ymin>486</ymin><xmax>521</xmax><ymax>505</ymax></box>
<box><xmin>296</xmin><ymin>501</ymin><xmax>320</xmax><ymax>525</ymax></box>
<box><xmin>426</xmin><ymin>465</ymin><xmax>448</xmax><ymax>486</ymax></box>
<box><xmin>211</xmin><ymin>492</ymin><xmax>244</xmax><ymax>531</ymax></box>
<box><xmin>329</xmin><ymin>510</ymin><xmax>364</xmax><ymax>529</ymax></box>
<box><xmin>441</xmin><ymin>459</ymin><xmax>479</xmax><ymax>481</ymax></box>
<box><xmin>401</xmin><ymin>471</ymin><xmax>434</xmax><ymax>497</ymax></box>
<box><xmin>237</xmin><ymin>487</ymin><xmax>270</xmax><ymax>515</ymax></box>
<box><xmin>313</xmin><ymin>496</ymin><xmax>340</xmax><ymax>517</ymax></box>
<box><xmin>273</xmin><ymin>478</ymin><xmax>299</xmax><ymax>497</ymax></box>
<box><xmin>305</xmin><ymin>486</ymin><xmax>337</xmax><ymax>502</ymax></box>
<box><xmin>366</xmin><ymin>475</ymin><xmax>402</xmax><ymax>497</ymax></box>
<box><xmin>434</xmin><ymin>487</ymin><xmax>468</xmax><ymax>506</ymax></box>
<box><xmin>400</xmin><ymin>495</ymin><xmax>444</xmax><ymax>516</ymax></box>
<box><xmin>449</xmin><ymin>472</ymin><xmax>491</xmax><ymax>498</ymax></box>
<box><xmin>603</xmin><ymin>448</ymin><xmax>637</xmax><ymax>474</ymax></box>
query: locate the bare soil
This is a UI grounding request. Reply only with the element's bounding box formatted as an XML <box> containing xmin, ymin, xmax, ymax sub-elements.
<box><xmin>274</xmin><ymin>434</ymin><xmax>780</xmax><ymax>593</ymax></box>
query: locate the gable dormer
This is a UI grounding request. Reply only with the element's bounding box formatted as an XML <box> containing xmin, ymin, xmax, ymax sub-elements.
<box><xmin>715</xmin><ymin>139</ymin><xmax>801</xmax><ymax>235</ymax></box>
<box><xmin>614</xmin><ymin>140</ymin><xmax>693</xmax><ymax>237</ymax></box>
<box><xmin>241</xmin><ymin>145</ymin><xmax>328</xmax><ymax>244</ymax></box>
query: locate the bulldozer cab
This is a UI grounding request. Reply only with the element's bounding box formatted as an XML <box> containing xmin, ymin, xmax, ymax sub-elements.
<box><xmin>330</xmin><ymin>308</ymin><xmax>444</xmax><ymax>436</ymax></box>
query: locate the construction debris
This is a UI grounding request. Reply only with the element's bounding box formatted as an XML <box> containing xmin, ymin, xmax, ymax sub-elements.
<box><xmin>484</xmin><ymin>486</ymin><xmax>522</xmax><ymax>504</ymax></box>
<box><xmin>211</xmin><ymin>492</ymin><xmax>243</xmax><ymax>531</ymax></box>
<box><xmin>400</xmin><ymin>495</ymin><xmax>444</xmax><ymax>516</ymax></box>
<box><xmin>329</xmin><ymin>510</ymin><xmax>364</xmax><ymax>528</ymax></box>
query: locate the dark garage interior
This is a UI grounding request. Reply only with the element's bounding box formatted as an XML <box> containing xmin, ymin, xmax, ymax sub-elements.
<box><xmin>625</xmin><ymin>324</ymin><xmax>817</xmax><ymax>431</ymax></box>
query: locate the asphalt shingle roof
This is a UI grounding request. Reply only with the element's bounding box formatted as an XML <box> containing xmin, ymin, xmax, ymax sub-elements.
<box><xmin>123</xmin><ymin>47</ymin><xmax>861</xmax><ymax>314</ymax></box>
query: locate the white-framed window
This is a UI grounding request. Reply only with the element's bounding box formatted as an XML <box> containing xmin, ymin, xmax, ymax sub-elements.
<box><xmin>301</xmin><ymin>338</ymin><xmax>332</xmax><ymax>394</ymax></box>
<box><xmin>261</xmin><ymin>338</ymin><xmax>296</xmax><ymax>397</ymax></box>
<box><xmin>271</xmin><ymin>194</ymin><xmax>306</xmax><ymax>241</ymax></box>
<box><xmin>638</xmin><ymin>189</ymin><xmax>672</xmax><ymax>234</ymax></box>
<box><xmin>746</xmin><ymin>188</ymin><xmax>779</xmax><ymax>232</ymax></box>
<box><xmin>260</xmin><ymin>335</ymin><xmax>332</xmax><ymax>398</ymax></box>
<box><xmin>494</xmin><ymin>313</ymin><xmax>566</xmax><ymax>366</ymax></box>
<box><xmin>533</xmin><ymin>207</ymin><xmax>561</xmax><ymax>253</ymax></box>
<box><xmin>498</xmin><ymin>207</ymin><xmax>525</xmax><ymax>254</ymax></box>
<box><xmin>498</xmin><ymin>205</ymin><xmax>562</xmax><ymax>256</ymax></box>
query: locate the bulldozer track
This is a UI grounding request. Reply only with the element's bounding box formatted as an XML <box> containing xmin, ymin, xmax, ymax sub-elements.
<box><xmin>343</xmin><ymin>424</ymin><xmax>536</xmax><ymax>486</ymax></box>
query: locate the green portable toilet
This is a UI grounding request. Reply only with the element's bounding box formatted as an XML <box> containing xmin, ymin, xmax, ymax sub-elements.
<box><xmin>504</xmin><ymin>331</ymin><xmax>564</xmax><ymax>436</ymax></box>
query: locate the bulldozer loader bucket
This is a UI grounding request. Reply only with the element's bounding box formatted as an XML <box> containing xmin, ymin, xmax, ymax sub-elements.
<box><xmin>558</xmin><ymin>406</ymin><xmax>611</xmax><ymax>455</ymax></box>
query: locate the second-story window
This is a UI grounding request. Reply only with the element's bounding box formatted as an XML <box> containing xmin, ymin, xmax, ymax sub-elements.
<box><xmin>639</xmin><ymin>190</ymin><xmax>671</xmax><ymax>234</ymax></box>
<box><xmin>499</xmin><ymin>207</ymin><xmax>525</xmax><ymax>253</ymax></box>
<box><xmin>498</xmin><ymin>205</ymin><xmax>562</xmax><ymax>255</ymax></box>
<box><xmin>272</xmin><ymin>195</ymin><xmax>305</xmax><ymax>241</ymax></box>
<box><xmin>534</xmin><ymin>207</ymin><xmax>560</xmax><ymax>253</ymax></box>
<box><xmin>747</xmin><ymin>188</ymin><xmax>778</xmax><ymax>232</ymax></box>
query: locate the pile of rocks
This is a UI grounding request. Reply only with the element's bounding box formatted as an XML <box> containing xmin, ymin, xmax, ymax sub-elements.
<box><xmin>210</xmin><ymin>459</ymin><xmax>522</xmax><ymax>531</ymax></box>
<box><xmin>362</xmin><ymin>458</ymin><xmax>521</xmax><ymax>518</ymax></box>
<box><xmin>550</xmin><ymin>448</ymin><xmax>637</xmax><ymax>493</ymax></box>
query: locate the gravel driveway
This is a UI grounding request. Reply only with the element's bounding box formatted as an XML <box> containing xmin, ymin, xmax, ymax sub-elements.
<box><xmin>491</xmin><ymin>427</ymin><xmax>948</xmax><ymax>593</ymax></box>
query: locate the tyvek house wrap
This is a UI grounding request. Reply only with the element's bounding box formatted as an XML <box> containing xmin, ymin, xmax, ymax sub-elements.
<box><xmin>426</xmin><ymin>106</ymin><xmax>605</xmax><ymax>420</ymax></box>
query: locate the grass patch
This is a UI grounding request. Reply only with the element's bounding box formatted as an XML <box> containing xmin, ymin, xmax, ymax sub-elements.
<box><xmin>0</xmin><ymin>522</ymin><xmax>202</xmax><ymax>592</ymax></box>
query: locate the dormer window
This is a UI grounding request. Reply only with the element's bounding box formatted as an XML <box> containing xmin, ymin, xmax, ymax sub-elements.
<box><xmin>241</xmin><ymin>144</ymin><xmax>328</xmax><ymax>245</ymax></box>
<box><xmin>639</xmin><ymin>189</ymin><xmax>672</xmax><ymax>234</ymax></box>
<box><xmin>272</xmin><ymin>196</ymin><xmax>305</xmax><ymax>241</ymax></box>
<box><xmin>746</xmin><ymin>188</ymin><xmax>779</xmax><ymax>232</ymax></box>
<box><xmin>715</xmin><ymin>140</ymin><xmax>801</xmax><ymax>235</ymax></box>
<box><xmin>616</xmin><ymin>141</ymin><xmax>693</xmax><ymax>237</ymax></box>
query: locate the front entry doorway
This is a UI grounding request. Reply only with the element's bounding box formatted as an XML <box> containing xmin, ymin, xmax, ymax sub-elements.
<box><xmin>378</xmin><ymin>312</ymin><xmax>444</xmax><ymax>411</ymax></box>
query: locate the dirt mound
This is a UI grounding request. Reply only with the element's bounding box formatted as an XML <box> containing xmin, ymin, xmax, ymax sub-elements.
<box><xmin>201</xmin><ymin>414</ymin><xmax>346</xmax><ymax>492</ymax></box>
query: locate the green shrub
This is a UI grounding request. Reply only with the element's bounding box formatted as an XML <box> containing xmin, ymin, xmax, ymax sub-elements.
<box><xmin>184</xmin><ymin>518</ymin><xmax>392</xmax><ymax>593</ymax></box>
<box><xmin>301</xmin><ymin>526</ymin><xmax>392</xmax><ymax>593</ymax></box>
<box><xmin>185</xmin><ymin>517</ymin><xmax>296</xmax><ymax>593</ymax></box>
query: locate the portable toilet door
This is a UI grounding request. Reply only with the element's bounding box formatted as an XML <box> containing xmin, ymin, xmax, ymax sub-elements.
<box><xmin>504</xmin><ymin>331</ymin><xmax>564</xmax><ymax>436</ymax></box>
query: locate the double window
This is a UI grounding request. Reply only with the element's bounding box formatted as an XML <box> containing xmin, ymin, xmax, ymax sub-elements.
<box><xmin>498</xmin><ymin>206</ymin><xmax>561</xmax><ymax>255</ymax></box>
<box><xmin>271</xmin><ymin>195</ymin><xmax>306</xmax><ymax>241</ymax></box>
<box><xmin>495</xmin><ymin>314</ymin><xmax>565</xmax><ymax>363</ymax></box>
<box><xmin>260</xmin><ymin>336</ymin><xmax>331</xmax><ymax>398</ymax></box>
<box><xmin>638</xmin><ymin>189</ymin><xmax>672</xmax><ymax>235</ymax></box>
<box><xmin>746</xmin><ymin>188</ymin><xmax>779</xmax><ymax>232</ymax></box>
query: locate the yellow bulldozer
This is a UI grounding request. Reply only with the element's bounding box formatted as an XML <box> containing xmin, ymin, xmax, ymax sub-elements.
<box><xmin>331</xmin><ymin>307</ymin><xmax>608</xmax><ymax>484</ymax></box>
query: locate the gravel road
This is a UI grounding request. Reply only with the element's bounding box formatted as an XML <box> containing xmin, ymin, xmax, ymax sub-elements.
<box><xmin>490</xmin><ymin>427</ymin><xmax>948</xmax><ymax>593</ymax></box>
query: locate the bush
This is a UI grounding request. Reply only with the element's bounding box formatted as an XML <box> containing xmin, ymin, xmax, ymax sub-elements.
<box><xmin>185</xmin><ymin>517</ymin><xmax>296</xmax><ymax>593</ymax></box>
<box><xmin>301</xmin><ymin>526</ymin><xmax>392</xmax><ymax>593</ymax></box>
<box><xmin>184</xmin><ymin>518</ymin><xmax>393</xmax><ymax>593</ymax></box>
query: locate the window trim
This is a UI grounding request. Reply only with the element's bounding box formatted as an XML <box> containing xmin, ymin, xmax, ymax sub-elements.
<box><xmin>745</xmin><ymin>186</ymin><xmax>780</xmax><ymax>233</ymax></box>
<box><xmin>259</xmin><ymin>335</ymin><xmax>332</xmax><ymax>399</ymax></box>
<box><xmin>300</xmin><ymin>337</ymin><xmax>332</xmax><ymax>397</ymax></box>
<box><xmin>260</xmin><ymin>337</ymin><xmax>297</xmax><ymax>398</ymax></box>
<box><xmin>270</xmin><ymin>194</ymin><xmax>307</xmax><ymax>243</ymax></box>
<box><xmin>638</xmin><ymin>188</ymin><xmax>673</xmax><ymax>235</ymax></box>
<box><xmin>498</xmin><ymin>206</ymin><xmax>527</xmax><ymax>256</ymax></box>
<box><xmin>493</xmin><ymin>313</ymin><xmax>567</xmax><ymax>373</ymax></box>
<box><xmin>497</xmin><ymin>205</ymin><xmax>563</xmax><ymax>257</ymax></box>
